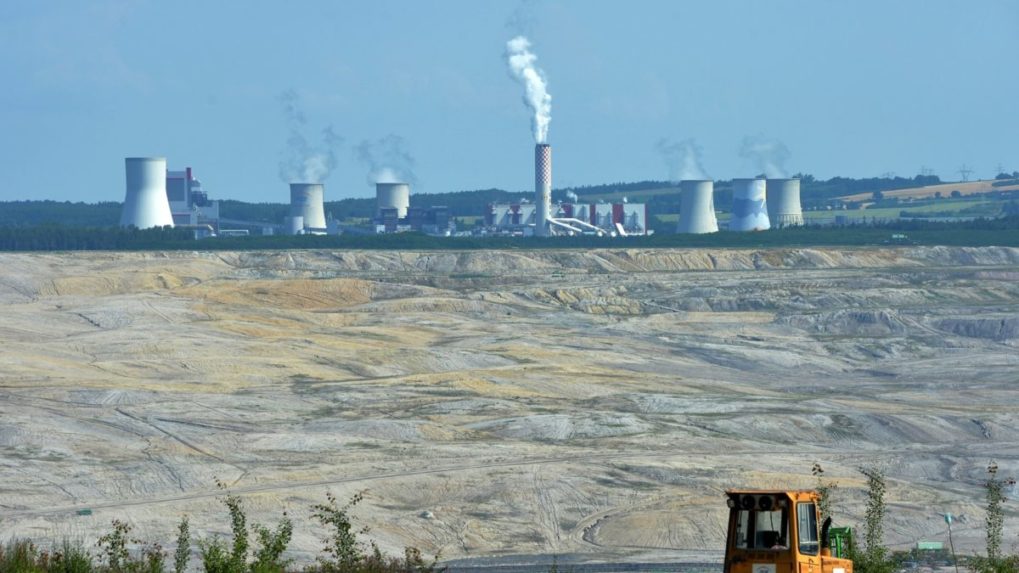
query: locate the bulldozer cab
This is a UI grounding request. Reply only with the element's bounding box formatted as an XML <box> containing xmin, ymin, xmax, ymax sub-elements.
<box><xmin>723</xmin><ymin>490</ymin><xmax>852</xmax><ymax>573</ymax></box>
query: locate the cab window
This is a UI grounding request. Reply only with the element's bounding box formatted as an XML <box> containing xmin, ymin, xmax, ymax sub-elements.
<box><xmin>733</xmin><ymin>508</ymin><xmax>789</xmax><ymax>550</ymax></box>
<box><xmin>797</xmin><ymin>503</ymin><xmax>819</xmax><ymax>555</ymax></box>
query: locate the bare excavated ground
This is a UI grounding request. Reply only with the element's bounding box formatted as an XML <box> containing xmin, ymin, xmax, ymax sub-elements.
<box><xmin>1</xmin><ymin>246</ymin><xmax>1018</xmax><ymax>567</ymax></box>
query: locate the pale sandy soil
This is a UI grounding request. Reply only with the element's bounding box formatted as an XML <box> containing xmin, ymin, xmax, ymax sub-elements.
<box><xmin>0</xmin><ymin>247</ymin><xmax>1017</xmax><ymax>568</ymax></box>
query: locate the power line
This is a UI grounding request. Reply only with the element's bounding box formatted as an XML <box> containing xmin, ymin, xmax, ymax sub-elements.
<box><xmin>957</xmin><ymin>165</ymin><xmax>973</xmax><ymax>182</ymax></box>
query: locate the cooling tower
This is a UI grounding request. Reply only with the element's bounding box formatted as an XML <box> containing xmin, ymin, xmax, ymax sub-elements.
<box><xmin>376</xmin><ymin>183</ymin><xmax>410</xmax><ymax>219</ymax></box>
<box><xmin>289</xmin><ymin>183</ymin><xmax>326</xmax><ymax>232</ymax></box>
<box><xmin>535</xmin><ymin>143</ymin><xmax>551</xmax><ymax>237</ymax></box>
<box><xmin>285</xmin><ymin>216</ymin><xmax>304</xmax><ymax>236</ymax></box>
<box><xmin>729</xmin><ymin>178</ymin><xmax>771</xmax><ymax>231</ymax></box>
<box><xmin>676</xmin><ymin>180</ymin><xmax>718</xmax><ymax>234</ymax></box>
<box><xmin>120</xmin><ymin>157</ymin><xmax>174</xmax><ymax>229</ymax></box>
<box><xmin>766</xmin><ymin>178</ymin><xmax>804</xmax><ymax>227</ymax></box>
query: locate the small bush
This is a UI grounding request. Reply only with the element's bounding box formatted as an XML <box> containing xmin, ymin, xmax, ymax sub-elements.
<box><xmin>250</xmin><ymin>514</ymin><xmax>293</xmax><ymax>573</ymax></box>
<box><xmin>0</xmin><ymin>539</ymin><xmax>46</xmax><ymax>573</ymax></box>
<box><xmin>310</xmin><ymin>491</ymin><xmax>371</xmax><ymax>571</ymax></box>
<box><xmin>96</xmin><ymin>519</ymin><xmax>166</xmax><ymax>573</ymax></box>
<box><xmin>174</xmin><ymin>517</ymin><xmax>190</xmax><ymax>573</ymax></box>
<box><xmin>849</xmin><ymin>467</ymin><xmax>900</xmax><ymax>573</ymax></box>
<box><xmin>52</xmin><ymin>539</ymin><xmax>96</xmax><ymax>573</ymax></box>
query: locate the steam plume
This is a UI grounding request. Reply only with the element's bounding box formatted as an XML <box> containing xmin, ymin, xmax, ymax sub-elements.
<box><xmin>566</xmin><ymin>190</ymin><xmax>579</xmax><ymax>202</ymax></box>
<box><xmin>356</xmin><ymin>134</ymin><xmax>418</xmax><ymax>186</ymax></box>
<box><xmin>739</xmin><ymin>135</ymin><xmax>790</xmax><ymax>178</ymax></box>
<box><xmin>505</xmin><ymin>36</ymin><xmax>552</xmax><ymax>143</ymax></box>
<box><xmin>278</xmin><ymin>90</ymin><xmax>342</xmax><ymax>183</ymax></box>
<box><xmin>656</xmin><ymin>137</ymin><xmax>708</xmax><ymax>182</ymax></box>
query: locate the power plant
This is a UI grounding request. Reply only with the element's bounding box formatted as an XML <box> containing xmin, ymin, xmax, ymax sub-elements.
<box><xmin>107</xmin><ymin>35</ymin><xmax>830</xmax><ymax>242</ymax></box>
<box><xmin>676</xmin><ymin>180</ymin><xmax>718</xmax><ymax>234</ymax></box>
<box><xmin>376</xmin><ymin>183</ymin><xmax>411</xmax><ymax>219</ymax></box>
<box><xmin>766</xmin><ymin>178</ymin><xmax>804</xmax><ymax>227</ymax></box>
<box><xmin>729</xmin><ymin>177</ymin><xmax>771</xmax><ymax>231</ymax></box>
<box><xmin>112</xmin><ymin>150</ymin><xmax>816</xmax><ymax>240</ymax></box>
<box><xmin>121</xmin><ymin>157</ymin><xmax>175</xmax><ymax>229</ymax></box>
<box><xmin>288</xmin><ymin>183</ymin><xmax>326</xmax><ymax>234</ymax></box>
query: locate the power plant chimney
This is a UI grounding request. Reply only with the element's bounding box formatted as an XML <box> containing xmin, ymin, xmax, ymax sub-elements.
<box><xmin>729</xmin><ymin>178</ymin><xmax>771</xmax><ymax>231</ymax></box>
<box><xmin>535</xmin><ymin>143</ymin><xmax>551</xmax><ymax>236</ymax></box>
<box><xmin>289</xmin><ymin>183</ymin><xmax>326</xmax><ymax>234</ymax></box>
<box><xmin>376</xmin><ymin>182</ymin><xmax>410</xmax><ymax>219</ymax></box>
<box><xmin>120</xmin><ymin>157</ymin><xmax>174</xmax><ymax>229</ymax></box>
<box><xmin>676</xmin><ymin>180</ymin><xmax>718</xmax><ymax>234</ymax></box>
<box><xmin>766</xmin><ymin>178</ymin><xmax>804</xmax><ymax>227</ymax></box>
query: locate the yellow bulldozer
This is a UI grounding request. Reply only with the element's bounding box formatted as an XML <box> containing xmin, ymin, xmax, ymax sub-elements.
<box><xmin>724</xmin><ymin>490</ymin><xmax>853</xmax><ymax>573</ymax></box>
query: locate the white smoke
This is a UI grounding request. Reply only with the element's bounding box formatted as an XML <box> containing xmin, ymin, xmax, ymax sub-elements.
<box><xmin>622</xmin><ymin>196</ymin><xmax>628</xmax><ymax>203</ymax></box>
<box><xmin>356</xmin><ymin>134</ymin><xmax>418</xmax><ymax>186</ymax></box>
<box><xmin>278</xmin><ymin>90</ymin><xmax>342</xmax><ymax>183</ymax></box>
<box><xmin>505</xmin><ymin>36</ymin><xmax>552</xmax><ymax>143</ymax></box>
<box><xmin>566</xmin><ymin>190</ymin><xmax>579</xmax><ymax>202</ymax></box>
<box><xmin>740</xmin><ymin>135</ymin><xmax>790</xmax><ymax>178</ymax></box>
<box><xmin>656</xmin><ymin>138</ymin><xmax>708</xmax><ymax>182</ymax></box>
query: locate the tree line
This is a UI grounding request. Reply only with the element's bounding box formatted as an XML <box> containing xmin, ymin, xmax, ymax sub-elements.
<box><xmin>1</xmin><ymin>216</ymin><xmax>1018</xmax><ymax>252</ymax></box>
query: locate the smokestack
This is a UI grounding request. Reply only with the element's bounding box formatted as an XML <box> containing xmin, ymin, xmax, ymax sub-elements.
<box><xmin>676</xmin><ymin>180</ymin><xmax>718</xmax><ymax>234</ymax></box>
<box><xmin>729</xmin><ymin>178</ymin><xmax>771</xmax><ymax>231</ymax></box>
<box><xmin>766</xmin><ymin>178</ymin><xmax>804</xmax><ymax>228</ymax></box>
<box><xmin>121</xmin><ymin>157</ymin><xmax>174</xmax><ymax>229</ymax></box>
<box><xmin>535</xmin><ymin>143</ymin><xmax>551</xmax><ymax>236</ymax></box>
<box><xmin>289</xmin><ymin>183</ymin><xmax>326</xmax><ymax>233</ymax></box>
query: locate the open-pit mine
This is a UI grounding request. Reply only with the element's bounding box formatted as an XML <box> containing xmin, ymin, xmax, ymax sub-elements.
<box><xmin>1</xmin><ymin>247</ymin><xmax>1017</xmax><ymax>568</ymax></box>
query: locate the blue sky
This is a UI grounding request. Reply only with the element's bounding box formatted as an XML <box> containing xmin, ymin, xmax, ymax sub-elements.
<box><xmin>1</xmin><ymin>0</ymin><xmax>1016</xmax><ymax>202</ymax></box>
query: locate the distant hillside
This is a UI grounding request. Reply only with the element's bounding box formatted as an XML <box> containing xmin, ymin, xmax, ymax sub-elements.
<box><xmin>840</xmin><ymin>179</ymin><xmax>1019</xmax><ymax>202</ymax></box>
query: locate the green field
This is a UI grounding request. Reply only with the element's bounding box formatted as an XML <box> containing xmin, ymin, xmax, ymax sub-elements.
<box><xmin>655</xmin><ymin>197</ymin><xmax>1007</xmax><ymax>225</ymax></box>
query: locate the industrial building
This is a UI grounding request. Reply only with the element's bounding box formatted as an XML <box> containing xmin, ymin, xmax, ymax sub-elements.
<box><xmin>377</xmin><ymin>205</ymin><xmax>453</xmax><ymax>235</ymax></box>
<box><xmin>121</xmin><ymin>157</ymin><xmax>175</xmax><ymax>229</ymax></box>
<box><xmin>676</xmin><ymin>179</ymin><xmax>718</xmax><ymax>234</ymax></box>
<box><xmin>166</xmin><ymin>167</ymin><xmax>220</xmax><ymax>232</ymax></box>
<box><xmin>486</xmin><ymin>201</ymin><xmax>647</xmax><ymax>236</ymax></box>
<box><xmin>485</xmin><ymin>142</ymin><xmax>644</xmax><ymax>237</ymax></box>
<box><xmin>729</xmin><ymin>177</ymin><xmax>771</xmax><ymax>231</ymax></box>
<box><xmin>371</xmin><ymin>182</ymin><xmax>455</xmax><ymax>235</ymax></box>
<box><xmin>766</xmin><ymin>178</ymin><xmax>804</xmax><ymax>227</ymax></box>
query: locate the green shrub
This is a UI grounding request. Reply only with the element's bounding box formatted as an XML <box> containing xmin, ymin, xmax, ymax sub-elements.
<box><xmin>971</xmin><ymin>462</ymin><xmax>1019</xmax><ymax>573</ymax></box>
<box><xmin>50</xmin><ymin>540</ymin><xmax>96</xmax><ymax>573</ymax></box>
<box><xmin>0</xmin><ymin>539</ymin><xmax>46</xmax><ymax>573</ymax></box>
<box><xmin>96</xmin><ymin>519</ymin><xmax>166</xmax><ymax>573</ymax></box>
<box><xmin>306</xmin><ymin>491</ymin><xmax>443</xmax><ymax>573</ymax></box>
<box><xmin>174</xmin><ymin>517</ymin><xmax>190</xmax><ymax>573</ymax></box>
<box><xmin>199</xmin><ymin>537</ymin><xmax>236</xmax><ymax>573</ymax></box>
<box><xmin>849</xmin><ymin>467</ymin><xmax>900</xmax><ymax>573</ymax></box>
<box><xmin>250</xmin><ymin>514</ymin><xmax>293</xmax><ymax>573</ymax></box>
<box><xmin>310</xmin><ymin>491</ymin><xmax>370</xmax><ymax>571</ymax></box>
